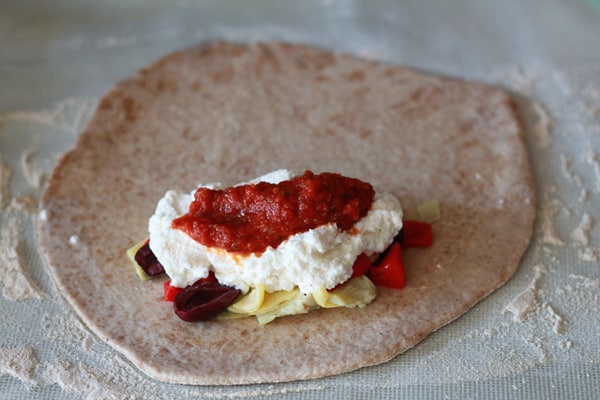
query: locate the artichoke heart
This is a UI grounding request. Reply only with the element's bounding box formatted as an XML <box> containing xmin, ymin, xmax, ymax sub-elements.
<box><xmin>227</xmin><ymin>286</ymin><xmax>300</xmax><ymax>316</ymax></box>
<box><xmin>312</xmin><ymin>286</ymin><xmax>338</xmax><ymax>308</ymax></box>
<box><xmin>227</xmin><ymin>284</ymin><xmax>266</xmax><ymax>314</ymax></box>
<box><xmin>257</xmin><ymin>289</ymin><xmax>300</xmax><ymax>314</ymax></box>
<box><xmin>327</xmin><ymin>276</ymin><xmax>377</xmax><ymax>308</ymax></box>
<box><xmin>223</xmin><ymin>277</ymin><xmax>376</xmax><ymax>325</ymax></box>
<box><xmin>256</xmin><ymin>291</ymin><xmax>316</xmax><ymax>325</ymax></box>
<box><xmin>313</xmin><ymin>276</ymin><xmax>376</xmax><ymax>308</ymax></box>
<box><xmin>417</xmin><ymin>200</ymin><xmax>441</xmax><ymax>223</ymax></box>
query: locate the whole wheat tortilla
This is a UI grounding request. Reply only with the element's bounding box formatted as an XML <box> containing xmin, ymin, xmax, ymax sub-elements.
<box><xmin>38</xmin><ymin>41</ymin><xmax>535</xmax><ymax>385</ymax></box>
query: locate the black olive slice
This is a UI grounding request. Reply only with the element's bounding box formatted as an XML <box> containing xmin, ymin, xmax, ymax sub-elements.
<box><xmin>173</xmin><ymin>282</ymin><xmax>240</xmax><ymax>322</ymax></box>
<box><xmin>134</xmin><ymin>242</ymin><xmax>165</xmax><ymax>276</ymax></box>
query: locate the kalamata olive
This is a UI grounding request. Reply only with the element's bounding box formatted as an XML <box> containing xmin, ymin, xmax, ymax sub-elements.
<box><xmin>134</xmin><ymin>242</ymin><xmax>165</xmax><ymax>276</ymax></box>
<box><xmin>173</xmin><ymin>282</ymin><xmax>240</xmax><ymax>322</ymax></box>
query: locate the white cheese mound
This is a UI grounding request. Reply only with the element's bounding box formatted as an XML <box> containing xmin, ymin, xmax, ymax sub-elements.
<box><xmin>148</xmin><ymin>169</ymin><xmax>403</xmax><ymax>294</ymax></box>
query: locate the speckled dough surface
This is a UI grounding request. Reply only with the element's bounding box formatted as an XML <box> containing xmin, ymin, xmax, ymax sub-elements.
<box><xmin>37</xmin><ymin>42</ymin><xmax>535</xmax><ymax>385</ymax></box>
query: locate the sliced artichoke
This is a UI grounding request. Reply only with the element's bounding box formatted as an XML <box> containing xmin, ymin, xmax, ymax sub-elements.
<box><xmin>312</xmin><ymin>277</ymin><xmax>376</xmax><ymax>308</ymax></box>
<box><xmin>228</xmin><ymin>284</ymin><xmax>266</xmax><ymax>314</ymax></box>
<box><xmin>255</xmin><ymin>288</ymin><xmax>300</xmax><ymax>314</ymax></box>
<box><xmin>417</xmin><ymin>200</ymin><xmax>441</xmax><ymax>223</ymax></box>
<box><xmin>312</xmin><ymin>286</ymin><xmax>339</xmax><ymax>308</ymax></box>
<box><xmin>256</xmin><ymin>291</ymin><xmax>317</xmax><ymax>325</ymax></box>
<box><xmin>327</xmin><ymin>276</ymin><xmax>376</xmax><ymax>308</ymax></box>
<box><xmin>216</xmin><ymin>311</ymin><xmax>248</xmax><ymax>320</ymax></box>
<box><xmin>221</xmin><ymin>277</ymin><xmax>377</xmax><ymax>324</ymax></box>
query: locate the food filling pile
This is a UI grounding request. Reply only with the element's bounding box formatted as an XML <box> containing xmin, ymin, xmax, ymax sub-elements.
<box><xmin>127</xmin><ymin>170</ymin><xmax>435</xmax><ymax>324</ymax></box>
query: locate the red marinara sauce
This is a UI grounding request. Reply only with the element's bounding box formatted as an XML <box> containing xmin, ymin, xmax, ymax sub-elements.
<box><xmin>171</xmin><ymin>171</ymin><xmax>375</xmax><ymax>255</ymax></box>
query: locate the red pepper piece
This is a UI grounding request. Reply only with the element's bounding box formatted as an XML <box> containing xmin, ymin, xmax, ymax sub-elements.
<box><xmin>351</xmin><ymin>253</ymin><xmax>372</xmax><ymax>278</ymax></box>
<box><xmin>401</xmin><ymin>220</ymin><xmax>433</xmax><ymax>248</ymax></box>
<box><xmin>368</xmin><ymin>242</ymin><xmax>405</xmax><ymax>289</ymax></box>
<box><xmin>197</xmin><ymin>271</ymin><xmax>218</xmax><ymax>284</ymax></box>
<box><xmin>163</xmin><ymin>272</ymin><xmax>218</xmax><ymax>302</ymax></box>
<box><xmin>164</xmin><ymin>280</ymin><xmax>182</xmax><ymax>302</ymax></box>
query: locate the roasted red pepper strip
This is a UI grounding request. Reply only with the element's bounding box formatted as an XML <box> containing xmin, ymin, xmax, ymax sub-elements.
<box><xmin>368</xmin><ymin>242</ymin><xmax>405</xmax><ymax>289</ymax></box>
<box><xmin>164</xmin><ymin>272</ymin><xmax>218</xmax><ymax>302</ymax></box>
<box><xmin>163</xmin><ymin>280</ymin><xmax>182</xmax><ymax>302</ymax></box>
<box><xmin>401</xmin><ymin>220</ymin><xmax>433</xmax><ymax>248</ymax></box>
<box><xmin>351</xmin><ymin>253</ymin><xmax>372</xmax><ymax>278</ymax></box>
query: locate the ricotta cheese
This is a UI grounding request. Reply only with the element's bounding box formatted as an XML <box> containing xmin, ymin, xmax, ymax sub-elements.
<box><xmin>148</xmin><ymin>170</ymin><xmax>403</xmax><ymax>294</ymax></box>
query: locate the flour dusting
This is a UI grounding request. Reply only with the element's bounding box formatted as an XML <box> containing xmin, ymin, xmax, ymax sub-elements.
<box><xmin>0</xmin><ymin>159</ymin><xmax>11</xmax><ymax>210</ymax></box>
<box><xmin>43</xmin><ymin>312</ymin><xmax>97</xmax><ymax>353</ymax></box>
<box><xmin>0</xmin><ymin>211</ymin><xmax>44</xmax><ymax>301</ymax></box>
<box><xmin>540</xmin><ymin>198</ymin><xmax>564</xmax><ymax>246</ymax></box>
<box><xmin>503</xmin><ymin>266</ymin><xmax>545</xmax><ymax>321</ymax></box>
<box><xmin>578</xmin><ymin>188</ymin><xmax>588</xmax><ymax>203</ymax></box>
<box><xmin>560</xmin><ymin>154</ymin><xmax>577</xmax><ymax>183</ymax></box>
<box><xmin>0</xmin><ymin>346</ymin><xmax>38</xmax><ymax>385</ymax></box>
<box><xmin>578</xmin><ymin>247</ymin><xmax>600</xmax><ymax>262</ymax></box>
<box><xmin>41</xmin><ymin>360</ymin><xmax>125</xmax><ymax>400</ymax></box>
<box><xmin>529</xmin><ymin>102</ymin><xmax>553</xmax><ymax>149</ymax></box>
<box><xmin>0</xmin><ymin>97</ymin><xmax>96</xmax><ymax>130</ymax></box>
<box><xmin>585</xmin><ymin>152</ymin><xmax>600</xmax><ymax>192</ymax></box>
<box><xmin>569</xmin><ymin>274</ymin><xmax>600</xmax><ymax>288</ymax></box>
<box><xmin>491</xmin><ymin>67</ymin><xmax>540</xmax><ymax>95</ymax></box>
<box><xmin>544</xmin><ymin>304</ymin><xmax>565</xmax><ymax>334</ymax></box>
<box><xmin>571</xmin><ymin>213</ymin><xmax>594</xmax><ymax>246</ymax></box>
<box><xmin>9</xmin><ymin>194</ymin><xmax>38</xmax><ymax>213</ymax></box>
<box><xmin>504</xmin><ymin>287</ymin><xmax>537</xmax><ymax>321</ymax></box>
<box><xmin>20</xmin><ymin>148</ymin><xmax>47</xmax><ymax>189</ymax></box>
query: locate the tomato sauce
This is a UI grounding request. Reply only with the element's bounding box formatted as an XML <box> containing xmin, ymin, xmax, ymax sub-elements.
<box><xmin>171</xmin><ymin>171</ymin><xmax>375</xmax><ymax>254</ymax></box>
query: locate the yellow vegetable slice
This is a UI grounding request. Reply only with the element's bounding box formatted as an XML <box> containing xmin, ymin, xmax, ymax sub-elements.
<box><xmin>216</xmin><ymin>311</ymin><xmax>248</xmax><ymax>321</ymax></box>
<box><xmin>126</xmin><ymin>239</ymin><xmax>151</xmax><ymax>281</ymax></box>
<box><xmin>403</xmin><ymin>210</ymin><xmax>421</xmax><ymax>221</ymax></box>
<box><xmin>313</xmin><ymin>277</ymin><xmax>377</xmax><ymax>308</ymax></box>
<box><xmin>225</xmin><ymin>287</ymin><xmax>302</xmax><ymax>319</ymax></box>
<box><xmin>417</xmin><ymin>200</ymin><xmax>441</xmax><ymax>223</ymax></box>
<box><xmin>221</xmin><ymin>289</ymin><xmax>315</xmax><ymax>324</ymax></box>
<box><xmin>328</xmin><ymin>276</ymin><xmax>376</xmax><ymax>308</ymax></box>
<box><xmin>133</xmin><ymin>264</ymin><xmax>151</xmax><ymax>281</ymax></box>
<box><xmin>227</xmin><ymin>285</ymin><xmax>266</xmax><ymax>314</ymax></box>
<box><xmin>312</xmin><ymin>286</ymin><xmax>339</xmax><ymax>308</ymax></box>
<box><xmin>256</xmin><ymin>292</ymin><xmax>316</xmax><ymax>325</ymax></box>
<box><xmin>403</xmin><ymin>200</ymin><xmax>441</xmax><ymax>223</ymax></box>
<box><xmin>255</xmin><ymin>289</ymin><xmax>300</xmax><ymax>314</ymax></box>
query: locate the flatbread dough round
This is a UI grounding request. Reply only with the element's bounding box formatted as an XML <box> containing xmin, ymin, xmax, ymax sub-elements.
<box><xmin>38</xmin><ymin>42</ymin><xmax>535</xmax><ymax>385</ymax></box>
